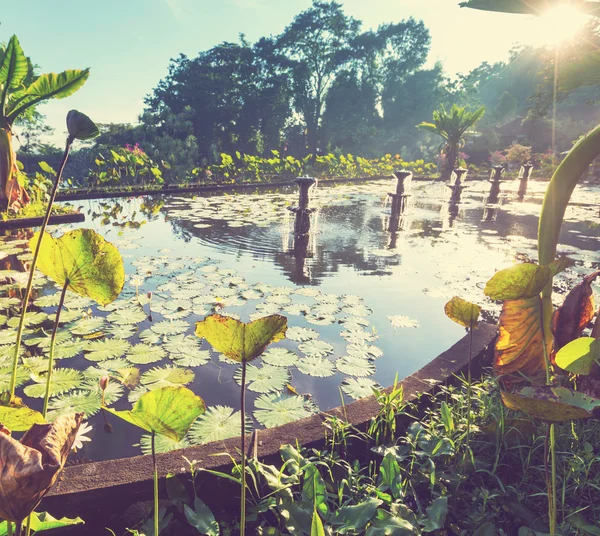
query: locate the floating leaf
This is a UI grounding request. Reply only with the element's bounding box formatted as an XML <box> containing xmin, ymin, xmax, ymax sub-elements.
<box><xmin>7</xmin><ymin>312</ymin><xmax>47</xmax><ymax>329</ymax></box>
<box><xmin>261</xmin><ymin>347</ymin><xmax>299</xmax><ymax>367</ymax></box>
<box><xmin>23</xmin><ymin>368</ymin><xmax>82</xmax><ymax>398</ymax></box>
<box><xmin>107</xmin><ymin>306</ymin><xmax>147</xmax><ymax>325</ymax></box>
<box><xmin>84</xmin><ymin>339</ymin><xmax>131</xmax><ymax>362</ymax></box>
<box><xmin>70</xmin><ymin>316</ymin><xmax>106</xmax><ymax>335</ymax></box>
<box><xmin>305</xmin><ymin>314</ymin><xmax>336</xmax><ymax>326</ymax></box>
<box><xmin>105</xmin><ymin>386</ymin><xmax>205</xmax><ymax>441</ymax></box>
<box><xmin>341</xmin><ymin>377</ymin><xmax>381</xmax><ymax>400</ymax></box>
<box><xmin>501</xmin><ymin>386</ymin><xmax>600</xmax><ymax>422</ymax></box>
<box><xmin>141</xmin><ymin>365</ymin><xmax>195</xmax><ymax>388</ymax></box>
<box><xmin>151</xmin><ymin>320</ymin><xmax>189</xmax><ymax>335</ymax></box>
<box><xmin>47</xmin><ymin>391</ymin><xmax>103</xmax><ymax>420</ymax></box>
<box><xmin>0</xmin><ymin>397</ymin><xmax>45</xmax><ymax>432</ymax></box>
<box><xmin>126</xmin><ymin>344</ymin><xmax>166</xmax><ymax>365</ymax></box>
<box><xmin>188</xmin><ymin>405</ymin><xmax>252</xmax><ymax>444</ymax></box>
<box><xmin>346</xmin><ymin>343</ymin><xmax>383</xmax><ymax>360</ymax></box>
<box><xmin>195</xmin><ymin>314</ymin><xmax>286</xmax><ymax>363</ymax></box>
<box><xmin>555</xmin><ymin>337</ymin><xmax>600</xmax><ymax>376</ymax></box>
<box><xmin>336</xmin><ymin>356</ymin><xmax>375</xmax><ymax>377</ymax></box>
<box><xmin>444</xmin><ymin>296</ymin><xmax>480</xmax><ymax>328</ymax></box>
<box><xmin>234</xmin><ymin>364</ymin><xmax>290</xmax><ymax>393</ymax></box>
<box><xmin>296</xmin><ymin>356</ymin><xmax>335</xmax><ymax>378</ymax></box>
<box><xmin>254</xmin><ymin>392</ymin><xmax>318</xmax><ymax>428</ymax></box>
<box><xmin>387</xmin><ymin>315</ymin><xmax>419</xmax><ymax>329</ymax></box>
<box><xmin>298</xmin><ymin>339</ymin><xmax>334</xmax><ymax>357</ymax></box>
<box><xmin>30</xmin><ymin>229</ymin><xmax>125</xmax><ymax>306</ymax></box>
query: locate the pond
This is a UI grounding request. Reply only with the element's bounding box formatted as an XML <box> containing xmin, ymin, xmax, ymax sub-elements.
<box><xmin>1</xmin><ymin>176</ymin><xmax>599</xmax><ymax>462</ymax></box>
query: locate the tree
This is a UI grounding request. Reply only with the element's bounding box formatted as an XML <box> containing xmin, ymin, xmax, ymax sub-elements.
<box><xmin>276</xmin><ymin>1</ymin><xmax>360</xmax><ymax>156</ymax></box>
<box><xmin>417</xmin><ymin>104</ymin><xmax>486</xmax><ymax>180</ymax></box>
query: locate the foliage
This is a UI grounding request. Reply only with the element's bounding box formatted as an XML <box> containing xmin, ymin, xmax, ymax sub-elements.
<box><xmin>505</xmin><ymin>143</ymin><xmax>533</xmax><ymax>165</ymax></box>
<box><xmin>89</xmin><ymin>144</ymin><xmax>164</xmax><ymax>188</ymax></box>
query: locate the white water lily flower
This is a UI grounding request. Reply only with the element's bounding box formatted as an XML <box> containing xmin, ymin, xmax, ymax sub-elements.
<box><xmin>72</xmin><ymin>421</ymin><xmax>93</xmax><ymax>451</ymax></box>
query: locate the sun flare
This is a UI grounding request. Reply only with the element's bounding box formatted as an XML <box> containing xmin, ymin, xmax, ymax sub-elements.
<box><xmin>529</xmin><ymin>5</ymin><xmax>590</xmax><ymax>47</ymax></box>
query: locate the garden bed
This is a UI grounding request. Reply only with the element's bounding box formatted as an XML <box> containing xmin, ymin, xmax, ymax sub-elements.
<box><xmin>41</xmin><ymin>322</ymin><xmax>497</xmax><ymax>533</ymax></box>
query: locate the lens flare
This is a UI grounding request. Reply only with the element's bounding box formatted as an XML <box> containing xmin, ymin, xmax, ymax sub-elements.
<box><xmin>529</xmin><ymin>5</ymin><xmax>589</xmax><ymax>46</ymax></box>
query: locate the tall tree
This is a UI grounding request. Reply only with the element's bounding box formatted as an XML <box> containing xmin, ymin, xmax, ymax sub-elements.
<box><xmin>276</xmin><ymin>1</ymin><xmax>360</xmax><ymax>156</ymax></box>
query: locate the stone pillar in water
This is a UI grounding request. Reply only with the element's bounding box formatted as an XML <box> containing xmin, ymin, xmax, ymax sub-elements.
<box><xmin>518</xmin><ymin>162</ymin><xmax>534</xmax><ymax>199</ymax></box>
<box><xmin>449</xmin><ymin>167</ymin><xmax>468</xmax><ymax>205</ymax></box>
<box><xmin>387</xmin><ymin>170</ymin><xmax>412</xmax><ymax>234</ymax></box>
<box><xmin>291</xmin><ymin>176</ymin><xmax>316</xmax><ymax>239</ymax></box>
<box><xmin>488</xmin><ymin>165</ymin><xmax>504</xmax><ymax>205</ymax></box>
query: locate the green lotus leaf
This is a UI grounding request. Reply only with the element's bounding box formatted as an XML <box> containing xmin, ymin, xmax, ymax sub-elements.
<box><xmin>106</xmin><ymin>324</ymin><xmax>138</xmax><ymax>339</ymax></box>
<box><xmin>151</xmin><ymin>319</ymin><xmax>189</xmax><ymax>335</ymax></box>
<box><xmin>69</xmin><ymin>316</ymin><xmax>106</xmax><ymax>335</ymax></box>
<box><xmin>84</xmin><ymin>338</ymin><xmax>131</xmax><ymax>361</ymax></box>
<box><xmin>188</xmin><ymin>405</ymin><xmax>252</xmax><ymax>444</ymax></box>
<box><xmin>298</xmin><ymin>339</ymin><xmax>334</xmax><ymax>357</ymax></box>
<box><xmin>340</xmin><ymin>329</ymin><xmax>377</xmax><ymax>344</ymax></box>
<box><xmin>296</xmin><ymin>356</ymin><xmax>335</xmax><ymax>378</ymax></box>
<box><xmin>501</xmin><ymin>386</ymin><xmax>600</xmax><ymax>422</ymax></box>
<box><xmin>336</xmin><ymin>355</ymin><xmax>376</xmax><ymax>377</ymax></box>
<box><xmin>387</xmin><ymin>315</ymin><xmax>419</xmax><ymax>329</ymax></box>
<box><xmin>305</xmin><ymin>313</ymin><xmax>336</xmax><ymax>326</ymax></box>
<box><xmin>107</xmin><ymin>306</ymin><xmax>147</xmax><ymax>325</ymax></box>
<box><xmin>140</xmin><ymin>329</ymin><xmax>161</xmax><ymax>345</ymax></box>
<box><xmin>7</xmin><ymin>311</ymin><xmax>47</xmax><ymax>328</ymax></box>
<box><xmin>0</xmin><ymin>365</ymin><xmax>28</xmax><ymax>391</ymax></box>
<box><xmin>555</xmin><ymin>337</ymin><xmax>600</xmax><ymax>376</ymax></box>
<box><xmin>126</xmin><ymin>343</ymin><xmax>167</xmax><ymax>365</ymax></box>
<box><xmin>261</xmin><ymin>347</ymin><xmax>299</xmax><ymax>367</ymax></box>
<box><xmin>46</xmin><ymin>390</ymin><xmax>103</xmax><ymax>420</ymax></box>
<box><xmin>49</xmin><ymin>340</ymin><xmax>88</xmax><ymax>359</ymax></box>
<box><xmin>341</xmin><ymin>377</ymin><xmax>381</xmax><ymax>400</ymax></box>
<box><xmin>30</xmin><ymin>229</ymin><xmax>125</xmax><ymax>306</ymax></box>
<box><xmin>444</xmin><ymin>296</ymin><xmax>481</xmax><ymax>328</ymax></box>
<box><xmin>23</xmin><ymin>368</ymin><xmax>83</xmax><ymax>398</ymax></box>
<box><xmin>0</xmin><ymin>397</ymin><xmax>46</xmax><ymax>432</ymax></box>
<box><xmin>484</xmin><ymin>258</ymin><xmax>571</xmax><ymax>301</ymax></box>
<box><xmin>254</xmin><ymin>392</ymin><xmax>318</xmax><ymax>428</ymax></box>
<box><xmin>26</xmin><ymin>330</ymin><xmax>71</xmax><ymax>348</ymax></box>
<box><xmin>234</xmin><ymin>363</ymin><xmax>290</xmax><ymax>393</ymax></box>
<box><xmin>346</xmin><ymin>343</ymin><xmax>383</xmax><ymax>360</ymax></box>
<box><xmin>66</xmin><ymin>109</ymin><xmax>99</xmax><ymax>140</ymax></box>
<box><xmin>28</xmin><ymin>511</ymin><xmax>84</xmax><ymax>532</ymax></box>
<box><xmin>105</xmin><ymin>386</ymin><xmax>205</xmax><ymax>441</ymax></box>
<box><xmin>141</xmin><ymin>365</ymin><xmax>195</xmax><ymax>387</ymax></box>
<box><xmin>195</xmin><ymin>313</ymin><xmax>287</xmax><ymax>363</ymax></box>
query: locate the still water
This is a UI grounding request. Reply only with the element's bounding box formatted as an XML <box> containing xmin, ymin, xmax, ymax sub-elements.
<box><xmin>1</xmin><ymin>177</ymin><xmax>599</xmax><ymax>461</ymax></box>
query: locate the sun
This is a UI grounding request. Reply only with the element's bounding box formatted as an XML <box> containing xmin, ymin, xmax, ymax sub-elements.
<box><xmin>529</xmin><ymin>5</ymin><xmax>590</xmax><ymax>47</ymax></box>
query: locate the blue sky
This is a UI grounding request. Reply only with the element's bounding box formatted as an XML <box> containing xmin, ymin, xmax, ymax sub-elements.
<box><xmin>3</xmin><ymin>0</ymin><xmax>538</xmax><ymax>145</ymax></box>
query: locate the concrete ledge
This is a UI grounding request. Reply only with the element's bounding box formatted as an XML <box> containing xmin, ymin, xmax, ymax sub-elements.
<box><xmin>0</xmin><ymin>212</ymin><xmax>85</xmax><ymax>230</ymax></box>
<box><xmin>43</xmin><ymin>322</ymin><xmax>497</xmax><ymax>525</ymax></box>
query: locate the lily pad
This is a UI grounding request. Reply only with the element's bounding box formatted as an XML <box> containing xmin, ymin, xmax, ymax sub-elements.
<box><xmin>254</xmin><ymin>392</ymin><xmax>318</xmax><ymax>428</ymax></box>
<box><xmin>23</xmin><ymin>368</ymin><xmax>83</xmax><ymax>398</ymax></box>
<box><xmin>141</xmin><ymin>365</ymin><xmax>195</xmax><ymax>388</ymax></box>
<box><xmin>151</xmin><ymin>320</ymin><xmax>189</xmax><ymax>336</ymax></box>
<box><xmin>341</xmin><ymin>377</ymin><xmax>380</xmax><ymax>400</ymax></box>
<box><xmin>296</xmin><ymin>356</ymin><xmax>335</xmax><ymax>378</ymax></box>
<box><xmin>188</xmin><ymin>405</ymin><xmax>252</xmax><ymax>444</ymax></box>
<box><xmin>140</xmin><ymin>433</ymin><xmax>190</xmax><ymax>455</ymax></box>
<box><xmin>261</xmin><ymin>348</ymin><xmax>299</xmax><ymax>367</ymax></box>
<box><xmin>234</xmin><ymin>364</ymin><xmax>290</xmax><ymax>393</ymax></box>
<box><xmin>286</xmin><ymin>327</ymin><xmax>319</xmax><ymax>342</ymax></box>
<box><xmin>107</xmin><ymin>307</ymin><xmax>147</xmax><ymax>325</ymax></box>
<box><xmin>85</xmin><ymin>339</ymin><xmax>131</xmax><ymax>362</ymax></box>
<box><xmin>298</xmin><ymin>340</ymin><xmax>334</xmax><ymax>357</ymax></box>
<box><xmin>336</xmin><ymin>356</ymin><xmax>376</xmax><ymax>377</ymax></box>
<box><xmin>387</xmin><ymin>315</ymin><xmax>419</xmax><ymax>329</ymax></box>
<box><xmin>126</xmin><ymin>344</ymin><xmax>167</xmax><ymax>365</ymax></box>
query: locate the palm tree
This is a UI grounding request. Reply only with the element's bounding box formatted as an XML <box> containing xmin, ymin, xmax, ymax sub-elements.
<box><xmin>417</xmin><ymin>104</ymin><xmax>485</xmax><ymax>181</ymax></box>
<box><xmin>0</xmin><ymin>35</ymin><xmax>89</xmax><ymax>211</ymax></box>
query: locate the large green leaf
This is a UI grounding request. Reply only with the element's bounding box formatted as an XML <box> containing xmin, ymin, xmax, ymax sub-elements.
<box><xmin>444</xmin><ymin>296</ymin><xmax>480</xmax><ymax>328</ymax></box>
<box><xmin>28</xmin><ymin>512</ymin><xmax>84</xmax><ymax>532</ymax></box>
<box><xmin>331</xmin><ymin>498</ymin><xmax>382</xmax><ymax>534</ymax></box>
<box><xmin>555</xmin><ymin>337</ymin><xmax>600</xmax><ymax>375</ymax></box>
<box><xmin>501</xmin><ymin>386</ymin><xmax>600</xmax><ymax>422</ymax></box>
<box><xmin>484</xmin><ymin>259</ymin><xmax>570</xmax><ymax>301</ymax></box>
<box><xmin>0</xmin><ymin>397</ymin><xmax>45</xmax><ymax>432</ymax></box>
<box><xmin>254</xmin><ymin>392</ymin><xmax>318</xmax><ymax>428</ymax></box>
<box><xmin>184</xmin><ymin>497</ymin><xmax>219</xmax><ymax>536</ymax></box>
<box><xmin>7</xmin><ymin>68</ymin><xmax>90</xmax><ymax>123</ymax></box>
<box><xmin>195</xmin><ymin>313</ymin><xmax>287</xmax><ymax>363</ymax></box>
<box><xmin>105</xmin><ymin>385</ymin><xmax>205</xmax><ymax>441</ymax></box>
<box><xmin>30</xmin><ymin>229</ymin><xmax>125</xmax><ymax>306</ymax></box>
<box><xmin>66</xmin><ymin>109</ymin><xmax>99</xmax><ymax>140</ymax></box>
<box><xmin>0</xmin><ymin>35</ymin><xmax>28</xmax><ymax>109</ymax></box>
<box><xmin>311</xmin><ymin>508</ymin><xmax>326</xmax><ymax>536</ymax></box>
<box><xmin>303</xmin><ymin>464</ymin><xmax>328</xmax><ymax>516</ymax></box>
<box><xmin>188</xmin><ymin>405</ymin><xmax>251</xmax><ymax>444</ymax></box>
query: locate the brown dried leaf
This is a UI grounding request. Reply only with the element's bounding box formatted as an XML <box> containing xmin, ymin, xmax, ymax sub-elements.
<box><xmin>552</xmin><ymin>270</ymin><xmax>600</xmax><ymax>350</ymax></box>
<box><xmin>494</xmin><ymin>296</ymin><xmax>551</xmax><ymax>384</ymax></box>
<box><xmin>0</xmin><ymin>413</ymin><xmax>83</xmax><ymax>521</ymax></box>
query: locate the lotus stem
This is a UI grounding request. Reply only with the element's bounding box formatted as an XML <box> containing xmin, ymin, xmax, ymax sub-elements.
<box><xmin>7</xmin><ymin>521</ymin><xmax>13</xmax><ymax>536</ymax></box>
<box><xmin>550</xmin><ymin>423</ymin><xmax>557</xmax><ymax>535</ymax></box>
<box><xmin>240</xmin><ymin>360</ymin><xmax>247</xmax><ymax>536</ymax></box>
<box><xmin>466</xmin><ymin>323</ymin><xmax>473</xmax><ymax>448</ymax></box>
<box><xmin>42</xmin><ymin>279</ymin><xmax>69</xmax><ymax>417</ymax></box>
<box><xmin>9</xmin><ymin>136</ymin><xmax>74</xmax><ymax>399</ymax></box>
<box><xmin>152</xmin><ymin>432</ymin><xmax>159</xmax><ymax>536</ymax></box>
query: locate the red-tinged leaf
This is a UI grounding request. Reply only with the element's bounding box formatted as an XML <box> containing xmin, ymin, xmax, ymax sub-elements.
<box><xmin>552</xmin><ymin>270</ymin><xmax>600</xmax><ymax>350</ymax></box>
<box><xmin>494</xmin><ymin>296</ymin><xmax>550</xmax><ymax>384</ymax></box>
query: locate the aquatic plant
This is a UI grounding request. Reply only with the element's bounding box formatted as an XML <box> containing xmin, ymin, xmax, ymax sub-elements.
<box><xmin>28</xmin><ymin>229</ymin><xmax>125</xmax><ymax>416</ymax></box>
<box><xmin>105</xmin><ymin>386</ymin><xmax>205</xmax><ymax>536</ymax></box>
<box><xmin>0</xmin><ymin>36</ymin><xmax>90</xmax><ymax>211</ymax></box>
<box><xmin>195</xmin><ymin>314</ymin><xmax>287</xmax><ymax>536</ymax></box>
<box><xmin>6</xmin><ymin>111</ymin><xmax>98</xmax><ymax>405</ymax></box>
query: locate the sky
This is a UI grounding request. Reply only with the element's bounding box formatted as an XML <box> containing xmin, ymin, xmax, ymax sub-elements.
<box><xmin>3</xmin><ymin>0</ymin><xmax>543</xmax><ymax>146</ymax></box>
